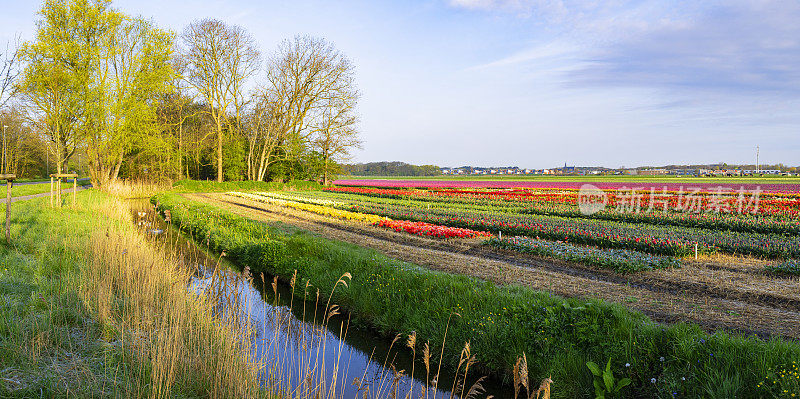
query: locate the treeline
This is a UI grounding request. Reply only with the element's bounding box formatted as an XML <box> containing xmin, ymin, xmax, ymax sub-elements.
<box><xmin>0</xmin><ymin>0</ymin><xmax>361</xmax><ymax>186</ymax></box>
<box><xmin>342</xmin><ymin>161</ymin><xmax>441</xmax><ymax>176</ymax></box>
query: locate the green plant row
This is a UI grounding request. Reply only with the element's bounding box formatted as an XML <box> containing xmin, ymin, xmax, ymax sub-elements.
<box><xmin>153</xmin><ymin>192</ymin><xmax>800</xmax><ymax>398</ymax></box>
<box><xmin>488</xmin><ymin>236</ymin><xmax>680</xmax><ymax>273</ymax></box>
<box><xmin>765</xmin><ymin>259</ymin><xmax>800</xmax><ymax>275</ymax></box>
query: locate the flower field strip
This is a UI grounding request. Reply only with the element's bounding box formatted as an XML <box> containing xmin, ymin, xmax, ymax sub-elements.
<box><xmin>249</xmin><ymin>191</ymin><xmax>344</xmax><ymax>206</ymax></box>
<box><xmin>154</xmin><ymin>193</ymin><xmax>800</xmax><ymax>398</ymax></box>
<box><xmin>336</xmin><ymin>201</ymin><xmax>800</xmax><ymax>258</ymax></box>
<box><xmin>260</xmin><ymin>190</ymin><xmax>800</xmax><ymax>258</ymax></box>
<box><xmin>489</xmin><ymin>236</ymin><xmax>680</xmax><ymax>273</ymax></box>
<box><xmin>332</xmin><ymin>179</ymin><xmax>800</xmax><ymax>194</ymax></box>
<box><xmin>375</xmin><ymin>219</ymin><xmax>492</xmax><ymax>239</ymax></box>
<box><xmin>321</xmin><ymin>187</ymin><xmax>800</xmax><ymax>235</ymax></box>
<box><xmin>226</xmin><ymin>191</ymin><xmax>386</xmax><ymax>224</ymax></box>
<box><xmin>230</xmin><ymin>191</ymin><xmax>492</xmax><ymax>240</ymax></box>
<box><xmin>325</xmin><ymin>186</ymin><xmax>800</xmax><ymax>222</ymax></box>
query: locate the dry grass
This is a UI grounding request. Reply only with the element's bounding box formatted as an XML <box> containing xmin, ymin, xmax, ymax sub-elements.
<box><xmin>81</xmin><ymin>193</ymin><xmax>511</xmax><ymax>398</ymax></box>
<box><xmin>77</xmin><ymin>197</ymin><xmax>263</xmax><ymax>398</ymax></box>
<box><xmin>102</xmin><ymin>180</ymin><xmax>173</xmax><ymax>199</ymax></box>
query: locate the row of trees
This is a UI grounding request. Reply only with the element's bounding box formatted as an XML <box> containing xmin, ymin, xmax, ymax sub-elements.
<box><xmin>1</xmin><ymin>0</ymin><xmax>361</xmax><ymax>186</ymax></box>
<box><xmin>343</xmin><ymin>161</ymin><xmax>441</xmax><ymax>176</ymax></box>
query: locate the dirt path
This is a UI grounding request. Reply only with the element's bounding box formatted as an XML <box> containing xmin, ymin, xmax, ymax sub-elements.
<box><xmin>0</xmin><ymin>185</ymin><xmax>92</xmax><ymax>203</ymax></box>
<box><xmin>188</xmin><ymin>192</ymin><xmax>800</xmax><ymax>340</ymax></box>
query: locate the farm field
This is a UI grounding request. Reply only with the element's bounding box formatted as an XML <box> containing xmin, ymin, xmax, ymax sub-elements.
<box><xmin>334</xmin><ymin>177</ymin><xmax>800</xmax><ymax>193</ymax></box>
<box><xmin>192</xmin><ymin>191</ymin><xmax>798</xmax><ymax>338</ymax></box>
<box><xmin>156</xmin><ymin>181</ymin><xmax>800</xmax><ymax>398</ymax></box>
<box><xmin>337</xmin><ymin>175</ymin><xmax>800</xmax><ymax>184</ymax></box>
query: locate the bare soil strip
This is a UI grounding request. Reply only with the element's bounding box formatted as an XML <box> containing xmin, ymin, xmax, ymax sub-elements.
<box><xmin>186</xmin><ymin>193</ymin><xmax>800</xmax><ymax>340</ymax></box>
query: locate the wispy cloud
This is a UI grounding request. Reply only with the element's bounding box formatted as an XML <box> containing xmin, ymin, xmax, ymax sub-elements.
<box><xmin>574</xmin><ymin>0</ymin><xmax>800</xmax><ymax>96</ymax></box>
<box><xmin>453</xmin><ymin>0</ymin><xmax>800</xmax><ymax>97</ymax></box>
<box><xmin>465</xmin><ymin>41</ymin><xmax>581</xmax><ymax>71</ymax></box>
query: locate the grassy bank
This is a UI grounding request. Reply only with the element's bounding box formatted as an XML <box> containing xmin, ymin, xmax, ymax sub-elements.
<box><xmin>173</xmin><ymin>179</ymin><xmax>321</xmax><ymax>193</ymax></box>
<box><xmin>153</xmin><ymin>192</ymin><xmax>800</xmax><ymax>398</ymax></box>
<box><xmin>0</xmin><ymin>191</ymin><xmax>263</xmax><ymax>397</ymax></box>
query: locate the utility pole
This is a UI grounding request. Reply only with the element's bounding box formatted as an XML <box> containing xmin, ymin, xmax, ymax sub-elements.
<box><xmin>756</xmin><ymin>145</ymin><xmax>760</xmax><ymax>174</ymax></box>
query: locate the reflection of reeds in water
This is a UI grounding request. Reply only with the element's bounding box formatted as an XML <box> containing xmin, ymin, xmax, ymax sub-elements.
<box><xmin>125</xmin><ymin>197</ymin><xmax>552</xmax><ymax>399</ymax></box>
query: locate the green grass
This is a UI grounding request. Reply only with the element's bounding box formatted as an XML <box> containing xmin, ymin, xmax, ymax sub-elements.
<box><xmin>0</xmin><ymin>192</ymin><xmax>266</xmax><ymax>397</ymax></box>
<box><xmin>0</xmin><ymin>179</ymin><xmax>92</xmax><ymax>199</ymax></box>
<box><xmin>341</xmin><ymin>175</ymin><xmax>800</xmax><ymax>184</ymax></box>
<box><xmin>0</xmin><ymin>193</ymin><xmax>135</xmax><ymax>396</ymax></box>
<box><xmin>153</xmin><ymin>192</ymin><xmax>800</xmax><ymax>399</ymax></box>
<box><xmin>172</xmin><ymin>179</ymin><xmax>322</xmax><ymax>193</ymax></box>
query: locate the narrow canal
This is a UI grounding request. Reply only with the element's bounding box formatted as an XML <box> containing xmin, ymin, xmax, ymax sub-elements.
<box><xmin>129</xmin><ymin>200</ymin><xmax>512</xmax><ymax>399</ymax></box>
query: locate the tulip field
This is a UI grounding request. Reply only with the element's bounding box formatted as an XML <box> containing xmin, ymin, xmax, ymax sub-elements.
<box><xmin>225</xmin><ymin>180</ymin><xmax>800</xmax><ymax>276</ymax></box>
<box><xmin>194</xmin><ymin>179</ymin><xmax>800</xmax><ymax>375</ymax></box>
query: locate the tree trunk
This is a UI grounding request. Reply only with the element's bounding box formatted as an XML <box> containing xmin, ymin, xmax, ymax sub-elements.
<box><xmin>216</xmin><ymin>118</ymin><xmax>223</xmax><ymax>182</ymax></box>
<box><xmin>177</xmin><ymin>121</ymin><xmax>183</xmax><ymax>180</ymax></box>
<box><xmin>323</xmin><ymin>155</ymin><xmax>329</xmax><ymax>186</ymax></box>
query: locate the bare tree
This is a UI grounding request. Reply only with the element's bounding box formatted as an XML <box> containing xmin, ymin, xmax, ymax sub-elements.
<box><xmin>181</xmin><ymin>19</ymin><xmax>259</xmax><ymax>182</ymax></box>
<box><xmin>160</xmin><ymin>54</ymin><xmax>201</xmax><ymax>180</ymax></box>
<box><xmin>0</xmin><ymin>36</ymin><xmax>20</xmax><ymax>110</ymax></box>
<box><xmin>244</xmin><ymin>90</ymin><xmax>289</xmax><ymax>181</ymax></box>
<box><xmin>0</xmin><ymin>106</ymin><xmax>46</xmax><ymax>177</ymax></box>
<box><xmin>312</xmin><ymin>96</ymin><xmax>361</xmax><ymax>185</ymax></box>
<box><xmin>259</xmin><ymin>35</ymin><xmax>359</xmax><ymax>181</ymax></box>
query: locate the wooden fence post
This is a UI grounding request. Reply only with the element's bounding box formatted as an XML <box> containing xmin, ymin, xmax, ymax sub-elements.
<box><xmin>73</xmin><ymin>177</ymin><xmax>77</xmax><ymax>206</ymax></box>
<box><xmin>50</xmin><ymin>176</ymin><xmax>53</xmax><ymax>207</ymax></box>
<box><xmin>5</xmin><ymin>180</ymin><xmax>10</xmax><ymax>243</ymax></box>
<box><xmin>0</xmin><ymin>175</ymin><xmax>16</xmax><ymax>243</ymax></box>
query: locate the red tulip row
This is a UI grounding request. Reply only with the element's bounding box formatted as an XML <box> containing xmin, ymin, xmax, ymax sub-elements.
<box><xmin>374</xmin><ymin>219</ymin><xmax>492</xmax><ymax>239</ymax></box>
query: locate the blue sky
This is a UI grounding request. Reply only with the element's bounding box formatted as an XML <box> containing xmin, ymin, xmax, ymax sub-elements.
<box><xmin>2</xmin><ymin>0</ymin><xmax>798</xmax><ymax>168</ymax></box>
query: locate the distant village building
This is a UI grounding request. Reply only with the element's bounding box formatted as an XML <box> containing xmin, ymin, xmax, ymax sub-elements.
<box><xmin>639</xmin><ymin>169</ymin><xmax>669</xmax><ymax>175</ymax></box>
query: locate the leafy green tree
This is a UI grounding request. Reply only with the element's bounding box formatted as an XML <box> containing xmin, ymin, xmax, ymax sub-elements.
<box><xmin>17</xmin><ymin>0</ymin><xmax>103</xmax><ymax>174</ymax></box>
<box><xmin>19</xmin><ymin>0</ymin><xmax>173</xmax><ymax>186</ymax></box>
<box><xmin>86</xmin><ymin>15</ymin><xmax>174</xmax><ymax>187</ymax></box>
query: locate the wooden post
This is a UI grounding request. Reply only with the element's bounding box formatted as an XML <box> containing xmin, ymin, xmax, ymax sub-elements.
<box><xmin>0</xmin><ymin>174</ymin><xmax>16</xmax><ymax>243</ymax></box>
<box><xmin>5</xmin><ymin>180</ymin><xmax>10</xmax><ymax>243</ymax></box>
<box><xmin>49</xmin><ymin>174</ymin><xmax>79</xmax><ymax>209</ymax></box>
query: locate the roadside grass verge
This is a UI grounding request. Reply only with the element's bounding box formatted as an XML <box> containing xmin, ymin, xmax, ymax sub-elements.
<box><xmin>0</xmin><ymin>192</ymin><xmax>263</xmax><ymax>397</ymax></box>
<box><xmin>1</xmin><ymin>179</ymin><xmax>92</xmax><ymax>198</ymax></box>
<box><xmin>153</xmin><ymin>192</ymin><xmax>800</xmax><ymax>398</ymax></box>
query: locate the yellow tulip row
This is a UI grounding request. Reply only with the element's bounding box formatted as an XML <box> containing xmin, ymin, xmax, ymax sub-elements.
<box><xmin>227</xmin><ymin>191</ymin><xmax>387</xmax><ymax>224</ymax></box>
<box><xmin>250</xmin><ymin>191</ymin><xmax>342</xmax><ymax>206</ymax></box>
